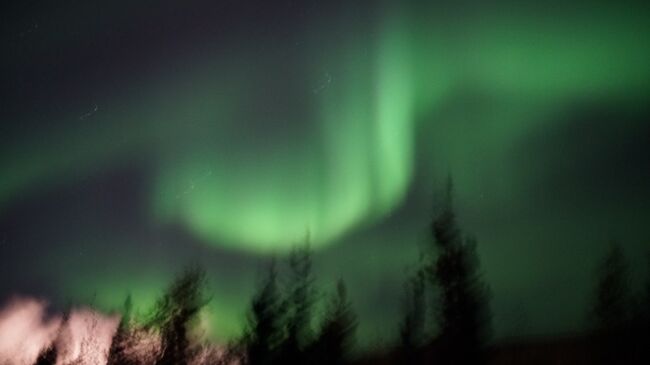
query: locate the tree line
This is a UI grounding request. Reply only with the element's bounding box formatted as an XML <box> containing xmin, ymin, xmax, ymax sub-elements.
<box><xmin>31</xmin><ymin>183</ymin><xmax>650</xmax><ymax>365</ymax></box>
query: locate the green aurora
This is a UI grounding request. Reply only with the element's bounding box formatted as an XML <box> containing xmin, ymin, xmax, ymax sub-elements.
<box><xmin>1</xmin><ymin>0</ymin><xmax>650</xmax><ymax>345</ymax></box>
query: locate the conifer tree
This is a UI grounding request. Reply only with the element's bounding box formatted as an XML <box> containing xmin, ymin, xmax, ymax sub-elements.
<box><xmin>643</xmin><ymin>251</ymin><xmax>650</xmax><ymax>360</ymax></box>
<box><xmin>150</xmin><ymin>267</ymin><xmax>208</xmax><ymax>365</ymax></box>
<box><xmin>593</xmin><ymin>242</ymin><xmax>629</xmax><ymax>331</ymax></box>
<box><xmin>591</xmin><ymin>242</ymin><xmax>632</xmax><ymax>364</ymax></box>
<box><xmin>641</xmin><ymin>251</ymin><xmax>650</xmax><ymax>320</ymax></box>
<box><xmin>244</xmin><ymin>261</ymin><xmax>285</xmax><ymax>365</ymax></box>
<box><xmin>313</xmin><ymin>280</ymin><xmax>357</xmax><ymax>365</ymax></box>
<box><xmin>429</xmin><ymin>179</ymin><xmax>490</xmax><ymax>364</ymax></box>
<box><xmin>108</xmin><ymin>294</ymin><xmax>135</xmax><ymax>365</ymax></box>
<box><xmin>281</xmin><ymin>244</ymin><xmax>316</xmax><ymax>364</ymax></box>
<box><xmin>399</xmin><ymin>267</ymin><xmax>426</xmax><ymax>364</ymax></box>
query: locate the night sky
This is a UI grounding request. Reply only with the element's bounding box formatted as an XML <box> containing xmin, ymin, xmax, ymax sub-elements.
<box><xmin>1</xmin><ymin>0</ymin><xmax>650</xmax><ymax>345</ymax></box>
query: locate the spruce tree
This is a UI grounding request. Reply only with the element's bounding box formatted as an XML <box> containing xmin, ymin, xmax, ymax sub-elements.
<box><xmin>429</xmin><ymin>179</ymin><xmax>490</xmax><ymax>364</ymax></box>
<box><xmin>399</xmin><ymin>267</ymin><xmax>426</xmax><ymax>364</ymax></box>
<box><xmin>631</xmin><ymin>252</ymin><xmax>650</xmax><ymax>365</ymax></box>
<box><xmin>108</xmin><ymin>295</ymin><xmax>135</xmax><ymax>365</ymax></box>
<box><xmin>244</xmin><ymin>261</ymin><xmax>285</xmax><ymax>365</ymax></box>
<box><xmin>641</xmin><ymin>251</ymin><xmax>650</xmax><ymax>320</ymax></box>
<box><xmin>591</xmin><ymin>242</ymin><xmax>631</xmax><ymax>364</ymax></box>
<box><xmin>593</xmin><ymin>242</ymin><xmax>629</xmax><ymax>331</ymax></box>
<box><xmin>313</xmin><ymin>280</ymin><xmax>357</xmax><ymax>365</ymax></box>
<box><xmin>281</xmin><ymin>245</ymin><xmax>316</xmax><ymax>364</ymax></box>
<box><xmin>150</xmin><ymin>267</ymin><xmax>208</xmax><ymax>365</ymax></box>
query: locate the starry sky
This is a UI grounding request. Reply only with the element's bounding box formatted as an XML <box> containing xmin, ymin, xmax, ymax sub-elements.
<box><xmin>1</xmin><ymin>0</ymin><xmax>649</xmax><ymax>345</ymax></box>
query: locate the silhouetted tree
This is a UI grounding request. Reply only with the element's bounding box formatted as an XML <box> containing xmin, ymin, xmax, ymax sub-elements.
<box><xmin>149</xmin><ymin>267</ymin><xmax>208</xmax><ymax>365</ymax></box>
<box><xmin>312</xmin><ymin>279</ymin><xmax>357</xmax><ymax>365</ymax></box>
<box><xmin>243</xmin><ymin>261</ymin><xmax>286</xmax><ymax>365</ymax></box>
<box><xmin>429</xmin><ymin>179</ymin><xmax>491</xmax><ymax>364</ymax></box>
<box><xmin>643</xmin><ymin>251</ymin><xmax>650</xmax><ymax>361</ymax></box>
<box><xmin>641</xmin><ymin>251</ymin><xmax>650</xmax><ymax>318</ymax></box>
<box><xmin>591</xmin><ymin>242</ymin><xmax>632</xmax><ymax>364</ymax></box>
<box><xmin>399</xmin><ymin>267</ymin><xmax>427</xmax><ymax>365</ymax></box>
<box><xmin>593</xmin><ymin>242</ymin><xmax>630</xmax><ymax>331</ymax></box>
<box><xmin>108</xmin><ymin>294</ymin><xmax>135</xmax><ymax>365</ymax></box>
<box><xmin>627</xmin><ymin>249</ymin><xmax>650</xmax><ymax>364</ymax></box>
<box><xmin>280</xmin><ymin>245</ymin><xmax>317</xmax><ymax>364</ymax></box>
<box><xmin>34</xmin><ymin>345</ymin><xmax>57</xmax><ymax>365</ymax></box>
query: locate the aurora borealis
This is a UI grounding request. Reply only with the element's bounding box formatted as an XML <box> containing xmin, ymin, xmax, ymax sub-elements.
<box><xmin>1</xmin><ymin>0</ymin><xmax>650</xmax><ymax>346</ymax></box>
